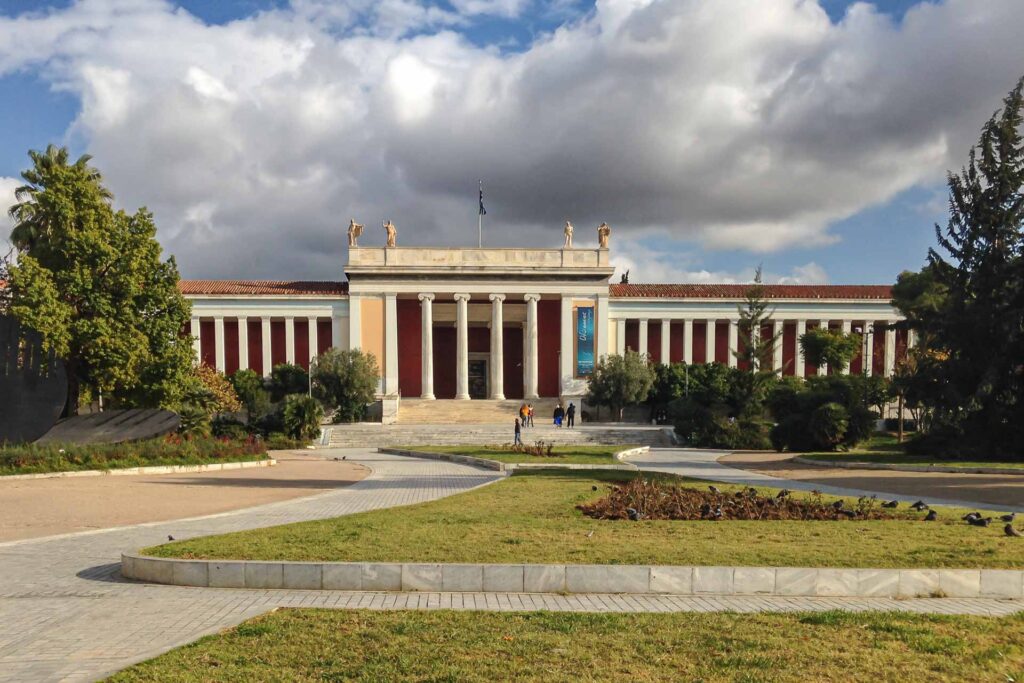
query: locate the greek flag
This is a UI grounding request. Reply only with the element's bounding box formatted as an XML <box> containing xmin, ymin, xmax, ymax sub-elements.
<box><xmin>479</xmin><ymin>181</ymin><xmax>487</xmax><ymax>216</ymax></box>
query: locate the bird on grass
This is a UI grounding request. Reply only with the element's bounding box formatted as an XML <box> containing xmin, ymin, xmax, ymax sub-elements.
<box><xmin>626</xmin><ymin>507</ymin><xmax>642</xmax><ymax>521</ymax></box>
<box><xmin>586</xmin><ymin>530</ymin><xmax>595</xmax><ymax>538</ymax></box>
<box><xmin>999</xmin><ymin>512</ymin><xmax>1016</xmax><ymax>523</ymax></box>
<box><xmin>837</xmin><ymin>509</ymin><xmax>857</xmax><ymax>519</ymax></box>
<box><xmin>831</xmin><ymin>500</ymin><xmax>845</xmax><ymax>510</ymax></box>
<box><xmin>1005</xmin><ymin>524</ymin><xmax>1022</xmax><ymax>538</ymax></box>
<box><xmin>592</xmin><ymin>485</ymin><xmax>598</xmax><ymax>491</ymax></box>
<box><xmin>699</xmin><ymin>503</ymin><xmax>712</xmax><ymax>517</ymax></box>
<box><xmin>776</xmin><ymin>489</ymin><xmax>791</xmax><ymax>499</ymax></box>
<box><xmin>963</xmin><ymin>512</ymin><xmax>981</xmax><ymax>522</ymax></box>
<box><xmin>712</xmin><ymin>506</ymin><xmax>723</xmax><ymax>519</ymax></box>
<box><xmin>910</xmin><ymin>500</ymin><xmax>929</xmax><ymax>511</ymax></box>
<box><xmin>708</xmin><ymin>485</ymin><xmax>721</xmax><ymax>494</ymax></box>
<box><xmin>967</xmin><ymin>516</ymin><xmax>993</xmax><ymax>527</ymax></box>
<box><xmin>924</xmin><ymin>510</ymin><xmax>938</xmax><ymax>521</ymax></box>
<box><xmin>881</xmin><ymin>500</ymin><xmax>899</xmax><ymax>508</ymax></box>
<box><xmin>167</xmin><ymin>535</ymin><xmax>175</xmax><ymax>541</ymax></box>
<box><xmin>747</xmin><ymin>487</ymin><xmax>758</xmax><ymax>497</ymax></box>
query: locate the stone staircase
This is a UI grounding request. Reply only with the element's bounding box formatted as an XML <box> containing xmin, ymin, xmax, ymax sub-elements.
<box><xmin>323</xmin><ymin>422</ymin><xmax>673</xmax><ymax>448</ymax></box>
<box><xmin>396</xmin><ymin>399</ymin><xmax>559</xmax><ymax>425</ymax></box>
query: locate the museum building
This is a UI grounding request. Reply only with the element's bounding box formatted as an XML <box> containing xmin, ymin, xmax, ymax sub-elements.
<box><xmin>180</xmin><ymin>236</ymin><xmax>908</xmax><ymax>417</ymax></box>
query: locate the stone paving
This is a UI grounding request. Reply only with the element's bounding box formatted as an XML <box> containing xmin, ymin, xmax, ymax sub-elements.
<box><xmin>1</xmin><ymin>448</ymin><xmax>1021</xmax><ymax>682</ymax></box>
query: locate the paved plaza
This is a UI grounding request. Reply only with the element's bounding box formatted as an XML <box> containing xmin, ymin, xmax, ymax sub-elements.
<box><xmin>1</xmin><ymin>449</ymin><xmax>1021</xmax><ymax>682</ymax></box>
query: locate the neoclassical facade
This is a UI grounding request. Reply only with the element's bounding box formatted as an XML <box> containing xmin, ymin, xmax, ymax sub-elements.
<box><xmin>182</xmin><ymin>244</ymin><xmax>907</xmax><ymax>407</ymax></box>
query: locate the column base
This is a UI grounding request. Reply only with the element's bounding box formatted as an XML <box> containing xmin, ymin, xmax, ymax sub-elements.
<box><xmin>455</xmin><ymin>393</ymin><xmax>471</xmax><ymax>400</ymax></box>
<box><xmin>525</xmin><ymin>393</ymin><xmax>539</xmax><ymax>400</ymax></box>
<box><xmin>490</xmin><ymin>393</ymin><xmax>506</xmax><ymax>401</ymax></box>
<box><xmin>420</xmin><ymin>393</ymin><xmax>435</xmax><ymax>400</ymax></box>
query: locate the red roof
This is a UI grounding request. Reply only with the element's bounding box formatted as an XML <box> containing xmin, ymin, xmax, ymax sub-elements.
<box><xmin>609</xmin><ymin>283</ymin><xmax>892</xmax><ymax>300</ymax></box>
<box><xmin>178</xmin><ymin>280</ymin><xmax>348</xmax><ymax>296</ymax></box>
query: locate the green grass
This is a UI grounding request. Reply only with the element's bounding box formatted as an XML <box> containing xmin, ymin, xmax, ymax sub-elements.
<box><xmin>0</xmin><ymin>436</ymin><xmax>271</xmax><ymax>476</ymax></box>
<box><xmin>802</xmin><ymin>433</ymin><xmax>1024</xmax><ymax>470</ymax></box>
<box><xmin>148</xmin><ymin>470</ymin><xmax>1024</xmax><ymax>568</ymax></box>
<box><xmin>107</xmin><ymin>608</ymin><xmax>1024</xmax><ymax>682</ymax></box>
<box><xmin>409</xmin><ymin>444</ymin><xmax>628</xmax><ymax>464</ymax></box>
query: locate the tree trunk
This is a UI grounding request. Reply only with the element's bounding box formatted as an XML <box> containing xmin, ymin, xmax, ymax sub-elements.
<box><xmin>897</xmin><ymin>392</ymin><xmax>905</xmax><ymax>443</ymax></box>
<box><xmin>63</xmin><ymin>359</ymin><xmax>80</xmax><ymax>417</ymax></box>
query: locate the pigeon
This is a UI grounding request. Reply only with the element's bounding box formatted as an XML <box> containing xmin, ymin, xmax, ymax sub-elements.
<box><xmin>709</xmin><ymin>485</ymin><xmax>721</xmax><ymax>494</ymax></box>
<box><xmin>342</xmin><ymin>455</ymin><xmax>347</xmax><ymax>460</ymax></box>
<box><xmin>999</xmin><ymin>512</ymin><xmax>1016</xmax><ymax>523</ymax></box>
<box><xmin>962</xmin><ymin>512</ymin><xmax>981</xmax><ymax>521</ymax></box>
<box><xmin>1005</xmin><ymin>524</ymin><xmax>1022</xmax><ymax>538</ymax></box>
<box><xmin>831</xmin><ymin>500</ymin><xmax>845</xmax><ymax>510</ymax></box>
<box><xmin>626</xmin><ymin>507</ymin><xmax>641</xmax><ymax>521</ymax></box>
<box><xmin>910</xmin><ymin>500</ymin><xmax>928</xmax><ymax>511</ymax></box>
<box><xmin>881</xmin><ymin>500</ymin><xmax>899</xmax><ymax>508</ymax></box>
<box><xmin>837</xmin><ymin>509</ymin><xmax>857</xmax><ymax>518</ymax></box>
<box><xmin>776</xmin><ymin>489</ymin><xmax>791</xmax><ymax>499</ymax></box>
<box><xmin>586</xmin><ymin>530</ymin><xmax>595</xmax><ymax>538</ymax></box>
<box><xmin>712</xmin><ymin>506</ymin><xmax>723</xmax><ymax>519</ymax></box>
<box><xmin>747</xmin><ymin>487</ymin><xmax>758</xmax><ymax>497</ymax></box>
<box><xmin>967</xmin><ymin>516</ymin><xmax>992</xmax><ymax>527</ymax></box>
<box><xmin>167</xmin><ymin>535</ymin><xmax>175</xmax><ymax>541</ymax></box>
<box><xmin>924</xmin><ymin>510</ymin><xmax>938</xmax><ymax>521</ymax></box>
<box><xmin>592</xmin><ymin>485</ymin><xmax>599</xmax><ymax>491</ymax></box>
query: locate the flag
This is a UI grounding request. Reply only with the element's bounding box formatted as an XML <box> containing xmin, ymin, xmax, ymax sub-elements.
<box><xmin>479</xmin><ymin>181</ymin><xmax>487</xmax><ymax>216</ymax></box>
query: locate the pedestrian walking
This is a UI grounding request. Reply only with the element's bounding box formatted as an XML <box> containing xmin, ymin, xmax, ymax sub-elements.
<box><xmin>519</xmin><ymin>403</ymin><xmax>529</xmax><ymax>426</ymax></box>
<box><xmin>514</xmin><ymin>417</ymin><xmax>522</xmax><ymax>445</ymax></box>
<box><xmin>566</xmin><ymin>402</ymin><xmax>576</xmax><ymax>428</ymax></box>
<box><xmin>527</xmin><ymin>404</ymin><xmax>535</xmax><ymax>427</ymax></box>
<box><xmin>553</xmin><ymin>403</ymin><xmax>564</xmax><ymax>427</ymax></box>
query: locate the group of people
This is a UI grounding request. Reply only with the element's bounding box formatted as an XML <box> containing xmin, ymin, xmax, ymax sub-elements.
<box><xmin>514</xmin><ymin>401</ymin><xmax>576</xmax><ymax>444</ymax></box>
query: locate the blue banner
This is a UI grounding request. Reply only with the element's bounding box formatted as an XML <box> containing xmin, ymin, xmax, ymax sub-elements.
<box><xmin>576</xmin><ymin>306</ymin><xmax>594</xmax><ymax>376</ymax></box>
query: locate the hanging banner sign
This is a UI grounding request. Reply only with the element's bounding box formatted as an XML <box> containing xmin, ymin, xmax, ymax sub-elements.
<box><xmin>576</xmin><ymin>306</ymin><xmax>595</xmax><ymax>376</ymax></box>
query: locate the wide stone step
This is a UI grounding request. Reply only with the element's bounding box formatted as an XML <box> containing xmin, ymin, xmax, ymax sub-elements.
<box><xmin>324</xmin><ymin>424</ymin><xmax>671</xmax><ymax>448</ymax></box>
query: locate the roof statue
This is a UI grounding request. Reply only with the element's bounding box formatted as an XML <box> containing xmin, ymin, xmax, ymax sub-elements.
<box><xmin>620</xmin><ymin>269</ymin><xmax>629</xmax><ymax>284</ymax></box>
<box><xmin>597</xmin><ymin>222</ymin><xmax>611</xmax><ymax>248</ymax></box>
<box><xmin>347</xmin><ymin>219</ymin><xmax>363</xmax><ymax>247</ymax></box>
<box><xmin>563</xmin><ymin>220</ymin><xmax>574</xmax><ymax>248</ymax></box>
<box><xmin>383</xmin><ymin>220</ymin><xmax>397</xmax><ymax>247</ymax></box>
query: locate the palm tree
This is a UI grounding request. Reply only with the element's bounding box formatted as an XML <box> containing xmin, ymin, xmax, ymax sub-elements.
<box><xmin>8</xmin><ymin>144</ymin><xmax>113</xmax><ymax>252</ymax></box>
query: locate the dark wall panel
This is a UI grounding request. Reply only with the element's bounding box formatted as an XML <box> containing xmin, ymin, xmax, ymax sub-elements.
<box><xmin>714</xmin><ymin>321</ymin><xmax>728</xmax><ymax>364</ymax></box>
<box><xmin>199</xmin><ymin>320</ymin><xmax>215</xmax><ymax>368</ymax></box>
<box><xmin>692</xmin><ymin>322</ymin><xmax>707</xmax><ymax>364</ymax></box>
<box><xmin>537</xmin><ymin>300</ymin><xmax>560</xmax><ymax>397</ymax></box>
<box><xmin>433</xmin><ymin>325</ymin><xmax>456</xmax><ymax>399</ymax></box>
<box><xmin>317</xmin><ymin>319</ymin><xmax>332</xmax><ymax>356</ymax></box>
<box><xmin>670</xmin><ymin>322</ymin><xmax>684</xmax><ymax>363</ymax></box>
<box><xmin>782</xmin><ymin>322</ymin><xmax>797</xmax><ymax>376</ymax></box>
<box><xmin>248</xmin><ymin>320</ymin><xmax>263</xmax><ymax>376</ymax></box>
<box><xmin>397</xmin><ymin>299</ymin><xmax>421</xmax><ymax>398</ymax></box>
<box><xmin>271</xmin><ymin>321</ymin><xmax>286</xmax><ymax>368</ymax></box>
<box><xmin>625</xmin><ymin>321</ymin><xmax>639</xmax><ymax>353</ymax></box>
<box><xmin>224</xmin><ymin>319</ymin><xmax>239</xmax><ymax>375</ymax></box>
<box><xmin>295</xmin><ymin>321</ymin><xmax>310</xmax><ymax>371</ymax></box>
<box><xmin>503</xmin><ymin>326</ymin><xmax>524</xmax><ymax>399</ymax></box>
<box><xmin>648</xmin><ymin>323</ymin><xmax>662</xmax><ymax>364</ymax></box>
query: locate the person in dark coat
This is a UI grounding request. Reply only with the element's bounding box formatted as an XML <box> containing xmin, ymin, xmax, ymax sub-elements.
<box><xmin>553</xmin><ymin>403</ymin><xmax>564</xmax><ymax>427</ymax></box>
<box><xmin>514</xmin><ymin>417</ymin><xmax>522</xmax><ymax>445</ymax></box>
<box><xmin>566</xmin><ymin>402</ymin><xmax>576</xmax><ymax>428</ymax></box>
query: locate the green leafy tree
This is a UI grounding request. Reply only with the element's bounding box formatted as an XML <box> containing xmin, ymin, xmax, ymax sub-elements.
<box><xmin>230</xmin><ymin>368</ymin><xmax>272</xmax><ymax>419</ymax></box>
<box><xmin>311</xmin><ymin>348</ymin><xmax>379</xmax><ymax>423</ymax></box>
<box><xmin>799</xmin><ymin>327</ymin><xmax>862</xmax><ymax>373</ymax></box>
<box><xmin>735</xmin><ymin>266</ymin><xmax>779</xmax><ymax>371</ymax></box>
<box><xmin>282</xmin><ymin>394</ymin><xmax>324</xmax><ymax>441</ymax></box>
<box><xmin>585</xmin><ymin>350</ymin><xmax>655</xmax><ymax>421</ymax></box>
<box><xmin>267</xmin><ymin>363</ymin><xmax>310</xmax><ymax>403</ymax></box>
<box><xmin>647</xmin><ymin>362</ymin><xmax>690</xmax><ymax>421</ymax></box>
<box><xmin>7</xmin><ymin>146</ymin><xmax>192</xmax><ymax>415</ymax></box>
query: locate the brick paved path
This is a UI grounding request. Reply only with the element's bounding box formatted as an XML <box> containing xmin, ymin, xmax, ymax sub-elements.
<box><xmin>0</xmin><ymin>449</ymin><xmax>1020</xmax><ymax>682</ymax></box>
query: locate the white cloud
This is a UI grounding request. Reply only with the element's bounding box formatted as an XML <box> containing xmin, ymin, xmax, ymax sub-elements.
<box><xmin>0</xmin><ymin>0</ymin><xmax>1022</xmax><ymax>280</ymax></box>
<box><xmin>0</xmin><ymin>176</ymin><xmax>19</xmax><ymax>256</ymax></box>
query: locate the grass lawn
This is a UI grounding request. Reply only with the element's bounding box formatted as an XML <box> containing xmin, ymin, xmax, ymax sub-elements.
<box><xmin>148</xmin><ymin>470</ymin><xmax>1024</xmax><ymax>568</ymax></box>
<box><xmin>408</xmin><ymin>444</ymin><xmax>628</xmax><ymax>465</ymax></box>
<box><xmin>802</xmin><ymin>433</ymin><xmax>1024</xmax><ymax>470</ymax></box>
<box><xmin>107</xmin><ymin>608</ymin><xmax>1024</xmax><ymax>682</ymax></box>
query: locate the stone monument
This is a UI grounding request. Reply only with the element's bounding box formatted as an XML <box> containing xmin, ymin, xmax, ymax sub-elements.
<box><xmin>347</xmin><ymin>219</ymin><xmax>363</xmax><ymax>247</ymax></box>
<box><xmin>563</xmin><ymin>220</ymin><xmax>574</xmax><ymax>248</ymax></box>
<box><xmin>597</xmin><ymin>222</ymin><xmax>611</xmax><ymax>248</ymax></box>
<box><xmin>383</xmin><ymin>220</ymin><xmax>397</xmax><ymax>247</ymax></box>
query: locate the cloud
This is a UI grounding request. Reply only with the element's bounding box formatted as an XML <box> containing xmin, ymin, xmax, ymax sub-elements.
<box><xmin>0</xmin><ymin>176</ymin><xmax>18</xmax><ymax>255</ymax></box>
<box><xmin>0</xmin><ymin>0</ymin><xmax>1022</xmax><ymax>280</ymax></box>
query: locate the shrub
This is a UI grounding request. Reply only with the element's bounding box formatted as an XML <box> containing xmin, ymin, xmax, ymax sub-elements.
<box><xmin>808</xmin><ymin>402</ymin><xmax>848</xmax><ymax>451</ymax></box>
<box><xmin>212</xmin><ymin>416</ymin><xmax>249</xmax><ymax>440</ymax></box>
<box><xmin>268</xmin><ymin>363</ymin><xmax>309</xmax><ymax>403</ymax></box>
<box><xmin>281</xmin><ymin>394</ymin><xmax>324</xmax><ymax>441</ymax></box>
<box><xmin>767</xmin><ymin>375</ymin><xmax>879</xmax><ymax>452</ymax></box>
<box><xmin>311</xmin><ymin>348</ymin><xmax>379</xmax><ymax>423</ymax></box>
<box><xmin>230</xmin><ymin>369</ymin><xmax>271</xmax><ymax>419</ymax></box>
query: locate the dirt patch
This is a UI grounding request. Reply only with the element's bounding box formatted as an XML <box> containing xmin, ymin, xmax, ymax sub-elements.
<box><xmin>578</xmin><ymin>479</ymin><xmax>903</xmax><ymax>521</ymax></box>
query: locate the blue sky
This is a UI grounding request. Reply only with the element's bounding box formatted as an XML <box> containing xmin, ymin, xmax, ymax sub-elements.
<box><xmin>0</xmin><ymin>0</ymin><xmax>1011</xmax><ymax>284</ymax></box>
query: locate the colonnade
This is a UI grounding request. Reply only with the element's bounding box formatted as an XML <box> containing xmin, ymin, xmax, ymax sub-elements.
<box><xmin>189</xmin><ymin>314</ymin><xmax>342</xmax><ymax>376</ymax></box>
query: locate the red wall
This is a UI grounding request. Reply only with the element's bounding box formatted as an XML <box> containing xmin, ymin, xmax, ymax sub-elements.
<box><xmin>248</xmin><ymin>320</ymin><xmax>263</xmax><ymax>376</ymax></box>
<box><xmin>670</xmin><ymin>321</ymin><xmax>684</xmax><ymax>363</ymax></box>
<box><xmin>715</xmin><ymin>322</ymin><xmax>728</xmax><ymax>364</ymax></box>
<box><xmin>199</xmin><ymin>320</ymin><xmax>215</xmax><ymax>367</ymax></box>
<box><xmin>225</xmin><ymin>319</ymin><xmax>239</xmax><ymax>375</ymax></box>
<box><xmin>692</xmin><ymin>322</ymin><xmax>707</xmax><ymax>363</ymax></box>
<box><xmin>317</xmin><ymin>319</ymin><xmax>332</xmax><ymax>356</ymax></box>
<box><xmin>537</xmin><ymin>300</ymin><xmax>560</xmax><ymax>397</ymax></box>
<box><xmin>433</xmin><ymin>326</ymin><xmax>456</xmax><ymax>399</ymax></box>
<box><xmin>397</xmin><ymin>299</ymin><xmax>422</xmax><ymax>398</ymax></box>
<box><xmin>782</xmin><ymin>322</ymin><xmax>797</xmax><ymax>376</ymax></box>
<box><xmin>295</xmin><ymin>322</ymin><xmax>309</xmax><ymax>371</ymax></box>
<box><xmin>271</xmin><ymin>321</ymin><xmax>286</xmax><ymax>368</ymax></box>
<box><xmin>469</xmin><ymin>327</ymin><xmax>489</xmax><ymax>353</ymax></box>
<box><xmin>625</xmin><ymin>321</ymin><xmax>639</xmax><ymax>353</ymax></box>
<box><xmin>871</xmin><ymin>320</ymin><xmax>886</xmax><ymax>375</ymax></box>
<box><xmin>504</xmin><ymin>326</ymin><xmax>524</xmax><ymax>399</ymax></box>
<box><xmin>896</xmin><ymin>328</ymin><xmax>908</xmax><ymax>366</ymax></box>
<box><xmin>647</xmin><ymin>323</ymin><xmax>662</xmax><ymax>364</ymax></box>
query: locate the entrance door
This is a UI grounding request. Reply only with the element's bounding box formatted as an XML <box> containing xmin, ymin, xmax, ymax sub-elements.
<box><xmin>468</xmin><ymin>359</ymin><xmax>488</xmax><ymax>399</ymax></box>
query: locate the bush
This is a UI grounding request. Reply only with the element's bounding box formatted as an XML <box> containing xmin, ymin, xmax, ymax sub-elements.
<box><xmin>767</xmin><ymin>375</ymin><xmax>879</xmax><ymax>452</ymax></box>
<box><xmin>282</xmin><ymin>394</ymin><xmax>324</xmax><ymax>441</ymax></box>
<box><xmin>312</xmin><ymin>348</ymin><xmax>379</xmax><ymax>423</ymax></box>
<box><xmin>268</xmin><ymin>363</ymin><xmax>309</xmax><ymax>403</ymax></box>
<box><xmin>212</xmin><ymin>416</ymin><xmax>249</xmax><ymax>440</ymax></box>
<box><xmin>671</xmin><ymin>398</ymin><xmax>770</xmax><ymax>449</ymax></box>
<box><xmin>230</xmin><ymin>369</ymin><xmax>271</xmax><ymax>419</ymax></box>
<box><xmin>808</xmin><ymin>402</ymin><xmax>848</xmax><ymax>451</ymax></box>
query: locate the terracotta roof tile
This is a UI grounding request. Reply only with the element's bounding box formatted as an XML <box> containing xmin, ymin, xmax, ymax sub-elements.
<box><xmin>178</xmin><ymin>280</ymin><xmax>348</xmax><ymax>296</ymax></box>
<box><xmin>609</xmin><ymin>283</ymin><xmax>892</xmax><ymax>300</ymax></box>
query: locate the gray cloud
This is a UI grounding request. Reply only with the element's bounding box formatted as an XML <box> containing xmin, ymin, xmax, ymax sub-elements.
<box><xmin>0</xmin><ymin>0</ymin><xmax>1022</xmax><ymax>279</ymax></box>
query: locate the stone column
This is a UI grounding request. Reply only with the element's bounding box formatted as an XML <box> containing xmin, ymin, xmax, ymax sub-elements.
<box><xmin>841</xmin><ymin>320</ymin><xmax>852</xmax><ymax>374</ymax></box>
<box><xmin>308</xmin><ymin>317</ymin><xmax>318</xmax><ymax>366</ymax></box>
<box><xmin>884</xmin><ymin>326</ymin><xmax>896</xmax><ymax>377</ymax></box>
<box><xmin>615</xmin><ymin>319</ymin><xmax>626</xmax><ymax>355</ymax></box>
<box><xmin>524</xmin><ymin>293</ymin><xmax>540</xmax><ymax>399</ymax></box>
<box><xmin>795</xmin><ymin>320</ymin><xmax>806</xmax><ymax>378</ymax></box>
<box><xmin>238</xmin><ymin>317</ymin><xmax>248</xmax><ymax>371</ymax></box>
<box><xmin>190</xmin><ymin>316</ymin><xmax>201</xmax><ymax>364</ymax></box>
<box><xmin>489</xmin><ymin>294</ymin><xmax>505</xmax><ymax>400</ymax></box>
<box><xmin>660</xmin><ymin>319</ymin><xmax>671</xmax><ymax>365</ymax></box>
<box><xmin>384</xmin><ymin>294</ymin><xmax>398</xmax><ymax>395</ymax></box>
<box><xmin>559</xmin><ymin>296</ymin><xmax>573</xmax><ymax>396</ymax></box>
<box><xmin>683</xmin><ymin>319</ymin><xmax>693</xmax><ymax>365</ymax></box>
<box><xmin>865</xmin><ymin>324</ymin><xmax>874</xmax><ymax>377</ymax></box>
<box><xmin>348</xmin><ymin>294</ymin><xmax>362</xmax><ymax>350</ymax></box>
<box><xmin>332</xmin><ymin>311</ymin><xmax>344</xmax><ymax>350</ymax></box>
<box><xmin>284</xmin><ymin>316</ymin><xmax>295</xmax><ymax>364</ymax></box>
<box><xmin>727</xmin><ymin>319</ymin><xmax>738</xmax><ymax>368</ymax></box>
<box><xmin>419</xmin><ymin>294</ymin><xmax>435</xmax><ymax>399</ymax></box>
<box><xmin>455</xmin><ymin>293</ymin><xmax>471</xmax><ymax>400</ymax></box>
<box><xmin>595</xmin><ymin>294</ymin><xmax>609</xmax><ymax>360</ymax></box>
<box><xmin>214</xmin><ymin>316</ymin><xmax>226</xmax><ymax>372</ymax></box>
<box><xmin>638</xmin><ymin>319</ymin><xmax>649</xmax><ymax>361</ymax></box>
<box><xmin>818</xmin><ymin>320</ymin><xmax>830</xmax><ymax>376</ymax></box>
<box><xmin>773</xmin><ymin>320</ymin><xmax>784</xmax><ymax>373</ymax></box>
<box><xmin>261</xmin><ymin>317</ymin><xmax>272</xmax><ymax>377</ymax></box>
<box><xmin>705</xmin><ymin>319</ymin><xmax>716</xmax><ymax>363</ymax></box>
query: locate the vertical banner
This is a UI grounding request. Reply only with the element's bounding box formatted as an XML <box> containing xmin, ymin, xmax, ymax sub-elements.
<box><xmin>576</xmin><ymin>306</ymin><xmax>595</xmax><ymax>376</ymax></box>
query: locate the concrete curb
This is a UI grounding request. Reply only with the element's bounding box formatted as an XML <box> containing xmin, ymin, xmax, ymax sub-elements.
<box><xmin>377</xmin><ymin>447</ymin><xmax>648</xmax><ymax>473</ymax></box>
<box><xmin>120</xmin><ymin>553</ymin><xmax>1024</xmax><ymax>599</ymax></box>
<box><xmin>0</xmin><ymin>458</ymin><xmax>276</xmax><ymax>481</ymax></box>
<box><xmin>793</xmin><ymin>456</ymin><xmax>1024</xmax><ymax>476</ymax></box>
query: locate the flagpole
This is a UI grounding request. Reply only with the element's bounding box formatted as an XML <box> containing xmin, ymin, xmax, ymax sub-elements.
<box><xmin>478</xmin><ymin>180</ymin><xmax>483</xmax><ymax>248</ymax></box>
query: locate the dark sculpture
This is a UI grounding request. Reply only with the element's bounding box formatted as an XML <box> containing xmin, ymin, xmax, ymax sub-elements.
<box><xmin>0</xmin><ymin>316</ymin><xmax>68</xmax><ymax>444</ymax></box>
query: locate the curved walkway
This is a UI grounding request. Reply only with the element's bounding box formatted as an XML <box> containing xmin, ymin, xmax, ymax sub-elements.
<box><xmin>0</xmin><ymin>448</ymin><xmax>1020</xmax><ymax>682</ymax></box>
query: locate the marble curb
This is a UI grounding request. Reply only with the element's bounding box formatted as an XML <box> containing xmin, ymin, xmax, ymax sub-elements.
<box><xmin>1</xmin><ymin>458</ymin><xmax>276</xmax><ymax>481</ymax></box>
<box><xmin>120</xmin><ymin>554</ymin><xmax>1024</xmax><ymax>599</ymax></box>
<box><xmin>793</xmin><ymin>456</ymin><xmax>1024</xmax><ymax>476</ymax></box>
<box><xmin>378</xmin><ymin>447</ymin><xmax>648</xmax><ymax>473</ymax></box>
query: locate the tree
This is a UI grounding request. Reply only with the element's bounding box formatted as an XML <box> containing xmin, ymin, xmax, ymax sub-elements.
<box><xmin>267</xmin><ymin>363</ymin><xmax>310</xmax><ymax>403</ymax></box>
<box><xmin>735</xmin><ymin>266</ymin><xmax>779</xmax><ymax>371</ymax></box>
<box><xmin>7</xmin><ymin>146</ymin><xmax>193</xmax><ymax>415</ymax></box>
<box><xmin>585</xmin><ymin>350</ymin><xmax>655</xmax><ymax>421</ymax></box>
<box><xmin>799</xmin><ymin>327</ymin><xmax>862</xmax><ymax>373</ymax></box>
<box><xmin>282</xmin><ymin>394</ymin><xmax>324</xmax><ymax>441</ymax></box>
<box><xmin>647</xmin><ymin>362</ymin><xmax>690</xmax><ymax>422</ymax></box>
<box><xmin>230</xmin><ymin>369</ymin><xmax>272</xmax><ymax>419</ymax></box>
<box><xmin>893</xmin><ymin>77</ymin><xmax>1024</xmax><ymax>456</ymax></box>
<box><xmin>311</xmin><ymin>349</ymin><xmax>379</xmax><ymax>423</ymax></box>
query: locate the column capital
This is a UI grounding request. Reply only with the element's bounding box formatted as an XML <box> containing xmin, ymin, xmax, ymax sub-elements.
<box><xmin>523</xmin><ymin>293</ymin><xmax>541</xmax><ymax>302</ymax></box>
<box><xmin>453</xmin><ymin>292</ymin><xmax>472</xmax><ymax>302</ymax></box>
<box><xmin>489</xmin><ymin>293</ymin><xmax>506</xmax><ymax>302</ymax></box>
<box><xmin>418</xmin><ymin>292</ymin><xmax>435</xmax><ymax>302</ymax></box>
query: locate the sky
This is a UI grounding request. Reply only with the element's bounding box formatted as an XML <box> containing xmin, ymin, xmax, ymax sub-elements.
<box><xmin>0</xmin><ymin>0</ymin><xmax>1021</xmax><ymax>285</ymax></box>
